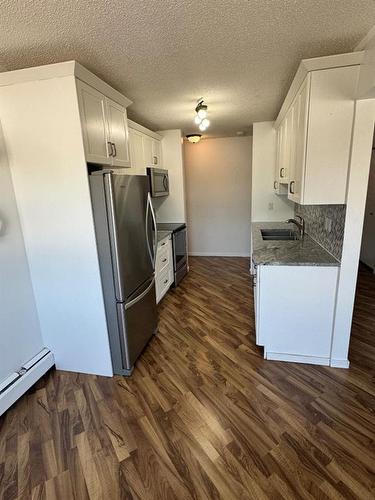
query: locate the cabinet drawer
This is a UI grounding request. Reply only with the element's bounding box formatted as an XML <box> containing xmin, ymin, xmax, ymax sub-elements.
<box><xmin>156</xmin><ymin>266</ymin><xmax>172</xmax><ymax>303</ymax></box>
<box><xmin>157</xmin><ymin>237</ymin><xmax>169</xmax><ymax>251</ymax></box>
<box><xmin>156</xmin><ymin>244</ymin><xmax>170</xmax><ymax>272</ymax></box>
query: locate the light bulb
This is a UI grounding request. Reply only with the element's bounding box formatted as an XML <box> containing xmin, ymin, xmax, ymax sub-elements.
<box><xmin>194</xmin><ymin>115</ymin><xmax>201</xmax><ymax>125</ymax></box>
<box><xmin>201</xmin><ymin>118</ymin><xmax>210</xmax><ymax>128</ymax></box>
<box><xmin>199</xmin><ymin>122</ymin><xmax>206</xmax><ymax>131</ymax></box>
<box><xmin>197</xmin><ymin>108</ymin><xmax>207</xmax><ymax>119</ymax></box>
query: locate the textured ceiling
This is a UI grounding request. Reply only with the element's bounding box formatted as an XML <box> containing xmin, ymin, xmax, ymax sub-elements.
<box><xmin>0</xmin><ymin>1</ymin><xmax>374</xmax><ymax>137</ymax></box>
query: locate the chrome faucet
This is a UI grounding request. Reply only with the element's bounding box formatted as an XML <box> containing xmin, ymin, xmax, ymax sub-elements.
<box><xmin>285</xmin><ymin>215</ymin><xmax>305</xmax><ymax>239</ymax></box>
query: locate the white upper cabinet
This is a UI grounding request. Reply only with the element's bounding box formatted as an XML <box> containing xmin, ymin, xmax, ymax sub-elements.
<box><xmin>128</xmin><ymin>120</ymin><xmax>163</xmax><ymax>174</ymax></box>
<box><xmin>288</xmin><ymin>75</ymin><xmax>310</xmax><ymax>203</ymax></box>
<box><xmin>275</xmin><ymin>60</ymin><xmax>360</xmax><ymax>205</ymax></box>
<box><xmin>106</xmin><ymin>98</ymin><xmax>130</xmax><ymax>167</ymax></box>
<box><xmin>141</xmin><ymin>136</ymin><xmax>162</xmax><ymax>168</ymax></box>
<box><xmin>128</xmin><ymin>128</ymin><xmax>145</xmax><ymax>173</ymax></box>
<box><xmin>77</xmin><ymin>80</ymin><xmax>130</xmax><ymax>167</ymax></box>
<box><xmin>142</xmin><ymin>135</ymin><xmax>153</xmax><ymax>167</ymax></box>
<box><xmin>152</xmin><ymin>139</ymin><xmax>162</xmax><ymax>167</ymax></box>
<box><xmin>77</xmin><ymin>81</ymin><xmax>111</xmax><ymax>165</ymax></box>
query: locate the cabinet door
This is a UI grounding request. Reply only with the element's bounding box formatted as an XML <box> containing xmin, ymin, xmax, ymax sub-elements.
<box><xmin>76</xmin><ymin>81</ymin><xmax>112</xmax><ymax>165</ymax></box>
<box><xmin>278</xmin><ymin>120</ymin><xmax>289</xmax><ymax>183</ymax></box>
<box><xmin>287</xmin><ymin>97</ymin><xmax>299</xmax><ymax>200</ymax></box>
<box><xmin>142</xmin><ymin>135</ymin><xmax>153</xmax><ymax>168</ymax></box>
<box><xmin>152</xmin><ymin>139</ymin><xmax>162</xmax><ymax>167</ymax></box>
<box><xmin>304</xmin><ymin>66</ymin><xmax>358</xmax><ymax>204</ymax></box>
<box><xmin>281</xmin><ymin>109</ymin><xmax>292</xmax><ymax>183</ymax></box>
<box><xmin>129</xmin><ymin>128</ymin><xmax>146</xmax><ymax>174</ymax></box>
<box><xmin>289</xmin><ymin>75</ymin><xmax>310</xmax><ymax>203</ymax></box>
<box><xmin>274</xmin><ymin>128</ymin><xmax>281</xmax><ymax>192</ymax></box>
<box><xmin>106</xmin><ymin>98</ymin><xmax>130</xmax><ymax>168</ymax></box>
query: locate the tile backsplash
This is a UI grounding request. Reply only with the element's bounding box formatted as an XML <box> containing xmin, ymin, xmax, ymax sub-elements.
<box><xmin>294</xmin><ymin>204</ymin><xmax>346</xmax><ymax>261</ymax></box>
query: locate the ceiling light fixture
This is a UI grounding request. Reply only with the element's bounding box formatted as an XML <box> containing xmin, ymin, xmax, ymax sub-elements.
<box><xmin>186</xmin><ymin>134</ymin><xmax>202</xmax><ymax>143</ymax></box>
<box><xmin>194</xmin><ymin>99</ymin><xmax>210</xmax><ymax>131</ymax></box>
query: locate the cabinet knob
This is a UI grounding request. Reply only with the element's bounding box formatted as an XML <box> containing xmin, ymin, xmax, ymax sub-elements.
<box><xmin>290</xmin><ymin>181</ymin><xmax>295</xmax><ymax>194</ymax></box>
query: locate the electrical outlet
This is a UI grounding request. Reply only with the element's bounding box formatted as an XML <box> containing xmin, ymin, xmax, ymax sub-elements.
<box><xmin>325</xmin><ymin>217</ymin><xmax>332</xmax><ymax>233</ymax></box>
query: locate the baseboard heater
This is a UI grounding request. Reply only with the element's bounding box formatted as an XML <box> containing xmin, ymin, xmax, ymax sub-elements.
<box><xmin>0</xmin><ymin>348</ymin><xmax>55</xmax><ymax>416</ymax></box>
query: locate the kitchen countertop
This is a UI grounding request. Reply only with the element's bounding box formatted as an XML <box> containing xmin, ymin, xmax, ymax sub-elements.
<box><xmin>157</xmin><ymin>222</ymin><xmax>186</xmax><ymax>232</ymax></box>
<box><xmin>157</xmin><ymin>229</ymin><xmax>172</xmax><ymax>243</ymax></box>
<box><xmin>252</xmin><ymin>222</ymin><xmax>340</xmax><ymax>267</ymax></box>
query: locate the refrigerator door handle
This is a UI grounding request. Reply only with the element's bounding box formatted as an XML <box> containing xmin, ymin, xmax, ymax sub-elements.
<box><xmin>148</xmin><ymin>193</ymin><xmax>157</xmax><ymax>268</ymax></box>
<box><xmin>146</xmin><ymin>193</ymin><xmax>154</xmax><ymax>268</ymax></box>
<box><xmin>125</xmin><ymin>277</ymin><xmax>155</xmax><ymax>310</ymax></box>
<box><xmin>104</xmin><ymin>172</ymin><xmax>124</xmax><ymax>301</ymax></box>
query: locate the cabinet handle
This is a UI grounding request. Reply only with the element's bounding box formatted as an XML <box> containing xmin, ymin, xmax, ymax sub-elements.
<box><xmin>161</xmin><ymin>242</ymin><xmax>166</xmax><ymax>246</ymax></box>
<box><xmin>153</xmin><ymin>155</ymin><xmax>158</xmax><ymax>165</ymax></box>
<box><xmin>108</xmin><ymin>142</ymin><xmax>113</xmax><ymax>156</ymax></box>
<box><xmin>163</xmin><ymin>279</ymin><xmax>168</xmax><ymax>284</ymax></box>
<box><xmin>274</xmin><ymin>181</ymin><xmax>278</xmax><ymax>190</ymax></box>
<box><xmin>280</xmin><ymin>167</ymin><xmax>285</xmax><ymax>178</ymax></box>
<box><xmin>290</xmin><ymin>181</ymin><xmax>295</xmax><ymax>194</ymax></box>
<box><xmin>162</xmin><ymin>258</ymin><xmax>167</xmax><ymax>263</ymax></box>
<box><xmin>112</xmin><ymin>143</ymin><xmax>117</xmax><ymax>157</ymax></box>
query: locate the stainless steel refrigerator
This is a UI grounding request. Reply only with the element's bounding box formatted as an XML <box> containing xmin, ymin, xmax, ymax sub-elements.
<box><xmin>89</xmin><ymin>170</ymin><xmax>158</xmax><ymax>376</ymax></box>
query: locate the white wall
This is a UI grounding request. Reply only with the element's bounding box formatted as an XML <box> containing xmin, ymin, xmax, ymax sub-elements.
<box><xmin>0</xmin><ymin>76</ymin><xmax>113</xmax><ymax>376</ymax></box>
<box><xmin>360</xmin><ymin>149</ymin><xmax>375</xmax><ymax>270</ymax></box>
<box><xmin>251</xmin><ymin>121</ymin><xmax>294</xmax><ymax>222</ymax></box>
<box><xmin>0</xmin><ymin>127</ymin><xmax>43</xmax><ymax>382</ymax></box>
<box><xmin>184</xmin><ymin>136</ymin><xmax>252</xmax><ymax>257</ymax></box>
<box><xmin>153</xmin><ymin>129</ymin><xmax>186</xmax><ymax>223</ymax></box>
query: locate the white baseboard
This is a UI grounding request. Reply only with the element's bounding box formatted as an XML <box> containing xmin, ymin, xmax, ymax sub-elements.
<box><xmin>265</xmin><ymin>351</ymin><xmax>330</xmax><ymax>366</ymax></box>
<box><xmin>330</xmin><ymin>358</ymin><xmax>350</xmax><ymax>369</ymax></box>
<box><xmin>189</xmin><ymin>252</ymin><xmax>251</xmax><ymax>257</ymax></box>
<box><xmin>0</xmin><ymin>352</ymin><xmax>55</xmax><ymax>416</ymax></box>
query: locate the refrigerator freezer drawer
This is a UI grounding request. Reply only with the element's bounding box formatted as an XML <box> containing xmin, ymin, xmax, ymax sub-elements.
<box><xmin>117</xmin><ymin>279</ymin><xmax>158</xmax><ymax>371</ymax></box>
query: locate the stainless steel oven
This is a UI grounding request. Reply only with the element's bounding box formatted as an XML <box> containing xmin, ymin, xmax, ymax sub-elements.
<box><xmin>157</xmin><ymin>223</ymin><xmax>188</xmax><ymax>286</ymax></box>
<box><xmin>172</xmin><ymin>226</ymin><xmax>188</xmax><ymax>286</ymax></box>
<box><xmin>147</xmin><ymin>168</ymin><xmax>169</xmax><ymax>197</ymax></box>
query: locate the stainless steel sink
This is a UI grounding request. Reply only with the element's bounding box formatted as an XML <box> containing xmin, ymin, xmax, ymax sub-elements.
<box><xmin>261</xmin><ymin>229</ymin><xmax>299</xmax><ymax>241</ymax></box>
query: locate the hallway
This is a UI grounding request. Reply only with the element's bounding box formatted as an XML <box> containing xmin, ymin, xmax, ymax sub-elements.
<box><xmin>0</xmin><ymin>257</ymin><xmax>374</xmax><ymax>499</ymax></box>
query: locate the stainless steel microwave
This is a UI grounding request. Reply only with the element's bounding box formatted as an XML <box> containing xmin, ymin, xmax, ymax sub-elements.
<box><xmin>147</xmin><ymin>168</ymin><xmax>169</xmax><ymax>197</ymax></box>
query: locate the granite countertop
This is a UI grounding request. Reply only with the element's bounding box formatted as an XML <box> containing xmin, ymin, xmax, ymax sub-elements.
<box><xmin>252</xmin><ymin>222</ymin><xmax>340</xmax><ymax>267</ymax></box>
<box><xmin>157</xmin><ymin>229</ymin><xmax>172</xmax><ymax>243</ymax></box>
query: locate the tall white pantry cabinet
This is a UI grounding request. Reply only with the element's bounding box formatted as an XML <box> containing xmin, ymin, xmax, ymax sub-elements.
<box><xmin>0</xmin><ymin>61</ymin><xmax>133</xmax><ymax>384</ymax></box>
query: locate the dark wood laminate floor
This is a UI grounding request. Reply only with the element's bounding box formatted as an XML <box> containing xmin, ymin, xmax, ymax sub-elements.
<box><xmin>1</xmin><ymin>257</ymin><xmax>375</xmax><ymax>499</ymax></box>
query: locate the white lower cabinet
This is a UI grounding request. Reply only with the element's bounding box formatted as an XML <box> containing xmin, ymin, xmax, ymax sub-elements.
<box><xmin>255</xmin><ymin>265</ymin><xmax>339</xmax><ymax>365</ymax></box>
<box><xmin>155</xmin><ymin>235</ymin><xmax>173</xmax><ymax>303</ymax></box>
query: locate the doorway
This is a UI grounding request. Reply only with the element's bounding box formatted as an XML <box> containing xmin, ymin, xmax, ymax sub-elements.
<box><xmin>360</xmin><ymin>143</ymin><xmax>375</xmax><ymax>271</ymax></box>
<box><xmin>349</xmin><ymin>134</ymin><xmax>375</xmax><ymax>371</ymax></box>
